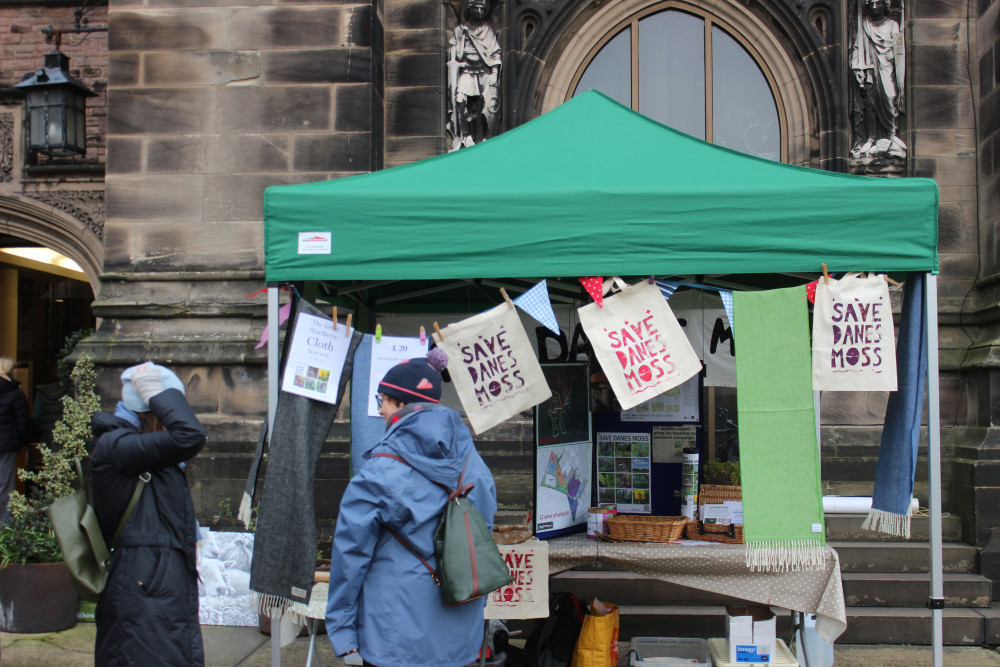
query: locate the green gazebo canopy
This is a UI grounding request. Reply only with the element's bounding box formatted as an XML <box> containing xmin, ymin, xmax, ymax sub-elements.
<box><xmin>264</xmin><ymin>91</ymin><xmax>938</xmax><ymax>283</ymax></box>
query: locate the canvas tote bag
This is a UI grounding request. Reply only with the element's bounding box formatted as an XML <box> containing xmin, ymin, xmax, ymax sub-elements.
<box><xmin>812</xmin><ymin>272</ymin><xmax>897</xmax><ymax>391</ymax></box>
<box><xmin>579</xmin><ymin>279</ymin><xmax>701</xmax><ymax>411</ymax></box>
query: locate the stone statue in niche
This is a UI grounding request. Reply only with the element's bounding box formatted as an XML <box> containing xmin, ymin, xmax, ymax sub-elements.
<box><xmin>447</xmin><ymin>0</ymin><xmax>501</xmax><ymax>151</ymax></box>
<box><xmin>849</xmin><ymin>0</ymin><xmax>906</xmax><ymax>159</ymax></box>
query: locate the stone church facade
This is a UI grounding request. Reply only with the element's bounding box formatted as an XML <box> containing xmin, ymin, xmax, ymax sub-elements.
<box><xmin>0</xmin><ymin>1</ymin><xmax>997</xmax><ymax>549</ymax></box>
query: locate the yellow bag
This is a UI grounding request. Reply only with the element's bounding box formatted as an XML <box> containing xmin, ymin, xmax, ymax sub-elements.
<box><xmin>571</xmin><ymin>600</ymin><xmax>619</xmax><ymax>667</ymax></box>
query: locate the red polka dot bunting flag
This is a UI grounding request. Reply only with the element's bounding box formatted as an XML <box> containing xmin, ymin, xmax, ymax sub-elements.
<box><xmin>806</xmin><ymin>280</ymin><xmax>818</xmax><ymax>304</ymax></box>
<box><xmin>579</xmin><ymin>276</ymin><xmax>604</xmax><ymax>307</ymax></box>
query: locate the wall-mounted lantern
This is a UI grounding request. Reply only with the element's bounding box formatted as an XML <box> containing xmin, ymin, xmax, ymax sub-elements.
<box><xmin>15</xmin><ymin>51</ymin><xmax>95</xmax><ymax>157</ymax></box>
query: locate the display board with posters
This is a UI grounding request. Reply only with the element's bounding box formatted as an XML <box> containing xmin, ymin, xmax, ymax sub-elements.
<box><xmin>620</xmin><ymin>374</ymin><xmax>700</xmax><ymax>423</ymax></box>
<box><xmin>596</xmin><ymin>432</ymin><xmax>652</xmax><ymax>513</ymax></box>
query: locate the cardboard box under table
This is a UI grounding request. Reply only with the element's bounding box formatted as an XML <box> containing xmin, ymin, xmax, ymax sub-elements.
<box><xmin>725</xmin><ymin>606</ymin><xmax>776</xmax><ymax>663</ymax></box>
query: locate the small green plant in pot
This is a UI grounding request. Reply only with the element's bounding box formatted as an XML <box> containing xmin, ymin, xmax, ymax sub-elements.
<box><xmin>703</xmin><ymin>460</ymin><xmax>741</xmax><ymax>487</ymax></box>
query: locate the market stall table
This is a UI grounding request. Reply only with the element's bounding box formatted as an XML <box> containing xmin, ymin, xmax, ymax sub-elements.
<box><xmin>546</xmin><ymin>533</ymin><xmax>846</xmax><ymax>642</ymax></box>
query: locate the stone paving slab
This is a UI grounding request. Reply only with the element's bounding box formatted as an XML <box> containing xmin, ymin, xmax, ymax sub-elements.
<box><xmin>3</xmin><ymin>623</ymin><xmax>1000</xmax><ymax>666</ymax></box>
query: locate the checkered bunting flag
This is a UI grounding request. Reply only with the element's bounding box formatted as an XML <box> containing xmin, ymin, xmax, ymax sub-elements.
<box><xmin>720</xmin><ymin>289</ymin><xmax>734</xmax><ymax>335</ymax></box>
<box><xmin>513</xmin><ymin>279</ymin><xmax>560</xmax><ymax>335</ymax></box>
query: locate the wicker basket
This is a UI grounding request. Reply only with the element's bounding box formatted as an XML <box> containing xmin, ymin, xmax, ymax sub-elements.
<box><xmin>685</xmin><ymin>520</ymin><xmax>745</xmax><ymax>543</ymax></box>
<box><xmin>605</xmin><ymin>515</ymin><xmax>688</xmax><ymax>542</ymax></box>
<box><xmin>698</xmin><ymin>484</ymin><xmax>742</xmax><ymax>505</ymax></box>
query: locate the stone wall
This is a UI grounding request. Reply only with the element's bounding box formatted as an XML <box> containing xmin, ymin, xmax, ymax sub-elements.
<box><xmin>66</xmin><ymin>0</ymin><xmax>1000</xmax><ymax>542</ymax></box>
<box><xmin>88</xmin><ymin>0</ymin><xmax>388</xmax><ymax>521</ymax></box>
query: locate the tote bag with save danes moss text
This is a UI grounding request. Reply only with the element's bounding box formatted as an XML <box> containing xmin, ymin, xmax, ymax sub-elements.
<box><xmin>812</xmin><ymin>272</ymin><xmax>897</xmax><ymax>392</ymax></box>
<box><xmin>578</xmin><ymin>279</ymin><xmax>701</xmax><ymax>411</ymax></box>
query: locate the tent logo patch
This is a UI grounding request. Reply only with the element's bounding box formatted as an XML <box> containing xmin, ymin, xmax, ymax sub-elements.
<box><xmin>298</xmin><ymin>231</ymin><xmax>331</xmax><ymax>255</ymax></box>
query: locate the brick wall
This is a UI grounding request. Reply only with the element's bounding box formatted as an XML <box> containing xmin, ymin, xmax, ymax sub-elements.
<box><xmin>0</xmin><ymin>4</ymin><xmax>108</xmax><ymax>163</ymax></box>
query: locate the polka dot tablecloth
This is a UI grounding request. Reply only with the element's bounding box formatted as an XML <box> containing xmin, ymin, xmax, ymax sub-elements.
<box><xmin>547</xmin><ymin>533</ymin><xmax>847</xmax><ymax>642</ymax></box>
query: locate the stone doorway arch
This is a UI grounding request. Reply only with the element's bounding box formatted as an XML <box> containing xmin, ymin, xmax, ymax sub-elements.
<box><xmin>0</xmin><ymin>193</ymin><xmax>104</xmax><ymax>294</ymax></box>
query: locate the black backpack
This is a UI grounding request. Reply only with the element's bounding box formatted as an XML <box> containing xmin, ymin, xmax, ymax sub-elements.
<box><xmin>522</xmin><ymin>592</ymin><xmax>584</xmax><ymax>667</ymax></box>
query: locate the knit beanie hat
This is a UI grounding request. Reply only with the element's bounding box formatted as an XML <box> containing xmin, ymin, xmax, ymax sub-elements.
<box><xmin>378</xmin><ymin>348</ymin><xmax>449</xmax><ymax>405</ymax></box>
<box><xmin>120</xmin><ymin>362</ymin><xmax>185</xmax><ymax>412</ymax></box>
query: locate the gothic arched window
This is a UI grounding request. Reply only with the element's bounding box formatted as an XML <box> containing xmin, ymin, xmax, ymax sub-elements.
<box><xmin>571</xmin><ymin>8</ymin><xmax>782</xmax><ymax>161</ymax></box>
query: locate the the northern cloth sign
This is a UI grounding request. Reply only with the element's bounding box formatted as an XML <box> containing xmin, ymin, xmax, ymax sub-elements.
<box><xmin>485</xmin><ymin>539</ymin><xmax>550</xmax><ymax>620</ymax></box>
<box><xmin>434</xmin><ymin>304</ymin><xmax>551</xmax><ymax>434</ymax></box>
<box><xmin>812</xmin><ymin>273</ymin><xmax>897</xmax><ymax>392</ymax></box>
<box><xmin>579</xmin><ymin>280</ymin><xmax>702</xmax><ymax>411</ymax></box>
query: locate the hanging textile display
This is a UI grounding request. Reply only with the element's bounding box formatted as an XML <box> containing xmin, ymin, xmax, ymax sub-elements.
<box><xmin>863</xmin><ymin>274</ymin><xmax>927</xmax><ymax>538</ymax></box>
<box><xmin>733</xmin><ymin>286</ymin><xmax>825</xmax><ymax>572</ymax></box>
<box><xmin>812</xmin><ymin>272</ymin><xmax>897</xmax><ymax>391</ymax></box>
<box><xmin>579</xmin><ymin>279</ymin><xmax>701</xmax><ymax>411</ymax></box>
<box><xmin>350</xmin><ymin>334</ymin><xmax>388</xmax><ymax>474</ymax></box>
<box><xmin>433</xmin><ymin>304</ymin><xmax>551</xmax><ymax>434</ymax></box>
<box><xmin>250</xmin><ymin>299</ymin><xmax>363</xmax><ymax>615</ymax></box>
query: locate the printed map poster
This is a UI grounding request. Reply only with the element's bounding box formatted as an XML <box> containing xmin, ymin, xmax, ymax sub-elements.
<box><xmin>537</xmin><ymin>363</ymin><xmax>591</xmax><ymax>446</ymax></box>
<box><xmin>620</xmin><ymin>374</ymin><xmax>700</xmax><ymax>422</ymax></box>
<box><xmin>367</xmin><ymin>335</ymin><xmax>428</xmax><ymax>417</ymax></box>
<box><xmin>812</xmin><ymin>273</ymin><xmax>897</xmax><ymax>391</ymax></box>
<box><xmin>535</xmin><ymin>442</ymin><xmax>592</xmax><ymax>538</ymax></box>
<box><xmin>281</xmin><ymin>311</ymin><xmax>354</xmax><ymax>404</ymax></box>
<box><xmin>485</xmin><ymin>540</ymin><xmax>549</xmax><ymax>620</ymax></box>
<box><xmin>596</xmin><ymin>432</ymin><xmax>652</xmax><ymax>513</ymax></box>
<box><xmin>434</xmin><ymin>304</ymin><xmax>551</xmax><ymax>434</ymax></box>
<box><xmin>579</xmin><ymin>280</ymin><xmax>702</xmax><ymax>411</ymax></box>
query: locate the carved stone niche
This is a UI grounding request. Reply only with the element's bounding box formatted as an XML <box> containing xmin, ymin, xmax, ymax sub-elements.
<box><xmin>446</xmin><ymin>0</ymin><xmax>503</xmax><ymax>151</ymax></box>
<box><xmin>848</xmin><ymin>156</ymin><xmax>905</xmax><ymax>177</ymax></box>
<box><xmin>848</xmin><ymin>0</ymin><xmax>907</xmax><ymax>163</ymax></box>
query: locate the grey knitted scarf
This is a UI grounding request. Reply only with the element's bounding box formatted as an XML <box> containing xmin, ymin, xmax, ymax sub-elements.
<box><xmin>250</xmin><ymin>299</ymin><xmax>362</xmax><ymax>613</ymax></box>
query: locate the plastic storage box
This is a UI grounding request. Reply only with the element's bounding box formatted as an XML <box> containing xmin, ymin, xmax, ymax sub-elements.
<box><xmin>706</xmin><ymin>638</ymin><xmax>798</xmax><ymax>666</ymax></box>
<box><xmin>629</xmin><ymin>637</ymin><xmax>710</xmax><ymax>666</ymax></box>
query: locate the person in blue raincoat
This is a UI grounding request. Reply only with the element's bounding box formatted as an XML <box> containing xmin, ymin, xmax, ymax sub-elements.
<box><xmin>326</xmin><ymin>349</ymin><xmax>497</xmax><ymax>667</ymax></box>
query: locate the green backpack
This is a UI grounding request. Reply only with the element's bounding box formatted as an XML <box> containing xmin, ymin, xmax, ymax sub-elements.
<box><xmin>374</xmin><ymin>453</ymin><xmax>513</xmax><ymax>605</ymax></box>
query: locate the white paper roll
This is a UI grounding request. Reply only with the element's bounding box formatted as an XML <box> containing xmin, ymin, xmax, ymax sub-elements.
<box><xmin>822</xmin><ymin>496</ymin><xmax>919</xmax><ymax>514</ymax></box>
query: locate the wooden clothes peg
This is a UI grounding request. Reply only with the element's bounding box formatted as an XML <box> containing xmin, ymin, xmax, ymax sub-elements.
<box><xmin>345</xmin><ymin>313</ymin><xmax>352</xmax><ymax>336</ymax></box>
<box><xmin>500</xmin><ymin>287</ymin><xmax>514</xmax><ymax>309</ymax></box>
<box><xmin>821</xmin><ymin>263</ymin><xmax>829</xmax><ymax>285</ymax></box>
<box><xmin>332</xmin><ymin>305</ymin><xmax>338</xmax><ymax>330</ymax></box>
<box><xmin>433</xmin><ymin>321</ymin><xmax>444</xmax><ymax>341</ymax></box>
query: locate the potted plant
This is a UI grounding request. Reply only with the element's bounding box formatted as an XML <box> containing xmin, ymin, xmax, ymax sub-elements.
<box><xmin>0</xmin><ymin>354</ymin><xmax>101</xmax><ymax>633</ymax></box>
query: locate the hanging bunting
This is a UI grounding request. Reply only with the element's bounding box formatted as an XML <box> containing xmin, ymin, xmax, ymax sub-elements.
<box><xmin>655</xmin><ymin>280</ymin><xmax>680</xmax><ymax>301</ymax></box>
<box><xmin>433</xmin><ymin>305</ymin><xmax>551</xmax><ymax>434</ymax></box>
<box><xmin>719</xmin><ymin>290</ymin><xmax>734</xmax><ymax>336</ymax></box>
<box><xmin>514</xmin><ymin>279</ymin><xmax>560</xmax><ymax>335</ymax></box>
<box><xmin>806</xmin><ymin>280</ymin><xmax>818</xmax><ymax>304</ymax></box>
<box><xmin>579</xmin><ymin>276</ymin><xmax>605</xmax><ymax>307</ymax></box>
<box><xmin>578</xmin><ymin>279</ymin><xmax>702</xmax><ymax>411</ymax></box>
<box><xmin>811</xmin><ymin>273</ymin><xmax>897</xmax><ymax>392</ymax></box>
<box><xmin>255</xmin><ymin>300</ymin><xmax>293</xmax><ymax>349</ymax></box>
